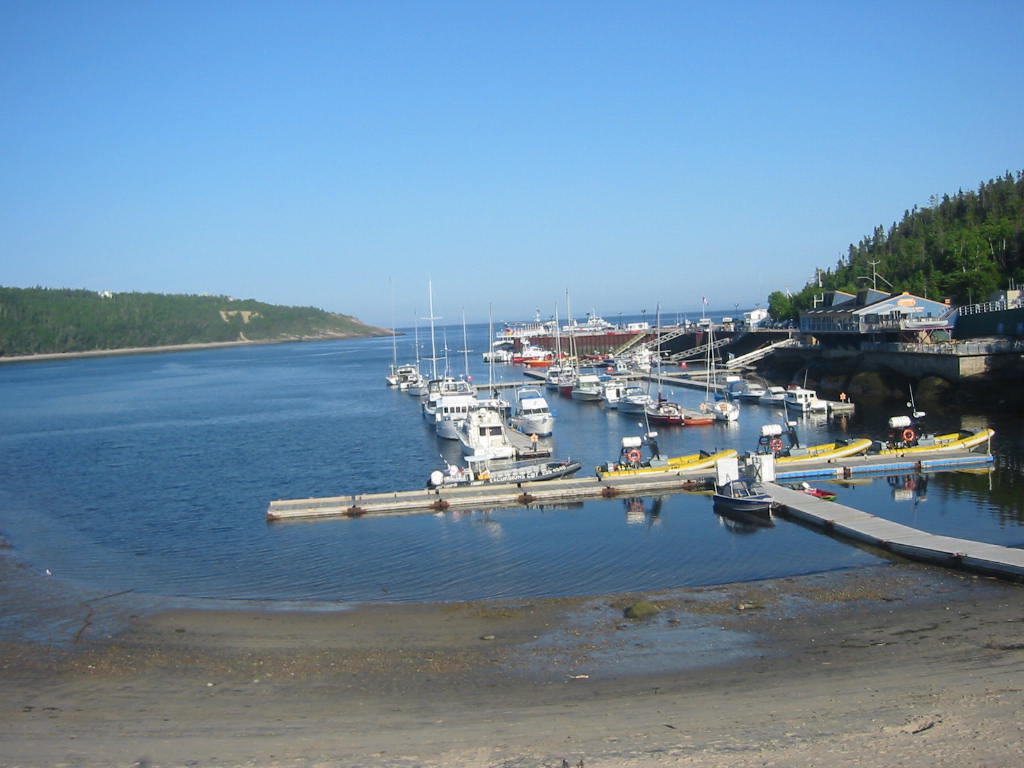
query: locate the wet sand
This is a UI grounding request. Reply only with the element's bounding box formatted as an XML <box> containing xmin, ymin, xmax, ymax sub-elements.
<box><xmin>2</xmin><ymin>563</ymin><xmax>1022</xmax><ymax>767</ymax></box>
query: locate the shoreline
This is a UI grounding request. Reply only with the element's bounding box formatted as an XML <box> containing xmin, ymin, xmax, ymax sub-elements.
<box><xmin>0</xmin><ymin>333</ymin><xmax>393</xmax><ymax>365</ymax></box>
<box><xmin>3</xmin><ymin>562</ymin><xmax>1022</xmax><ymax>767</ymax></box>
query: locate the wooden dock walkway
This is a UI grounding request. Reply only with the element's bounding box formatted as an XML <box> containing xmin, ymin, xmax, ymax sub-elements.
<box><xmin>768</xmin><ymin>483</ymin><xmax>1024</xmax><ymax>582</ymax></box>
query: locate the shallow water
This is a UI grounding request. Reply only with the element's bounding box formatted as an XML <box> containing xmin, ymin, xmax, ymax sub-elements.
<box><xmin>0</xmin><ymin>324</ymin><xmax>1020</xmax><ymax>606</ymax></box>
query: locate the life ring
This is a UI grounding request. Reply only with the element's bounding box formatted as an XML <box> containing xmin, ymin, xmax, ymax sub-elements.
<box><xmin>626</xmin><ymin>448</ymin><xmax>643</xmax><ymax>464</ymax></box>
<box><xmin>902</xmin><ymin>428</ymin><xmax>917</xmax><ymax>443</ymax></box>
<box><xmin>770</xmin><ymin>437</ymin><xmax>784</xmax><ymax>452</ymax></box>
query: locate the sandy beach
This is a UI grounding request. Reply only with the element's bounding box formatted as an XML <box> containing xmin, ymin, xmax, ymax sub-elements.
<box><xmin>1</xmin><ymin>559</ymin><xmax>1022</xmax><ymax>768</ymax></box>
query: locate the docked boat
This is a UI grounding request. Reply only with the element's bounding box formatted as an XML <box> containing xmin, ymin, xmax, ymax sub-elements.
<box><xmin>433</xmin><ymin>391</ymin><xmax>478</xmax><ymax>440</ymax></box>
<box><xmin>510</xmin><ymin>387</ymin><xmax>555</xmax><ymax>437</ymax></box>
<box><xmin>600</xmin><ymin>380</ymin><xmax>629</xmax><ymax>408</ymax></box>
<box><xmin>512</xmin><ymin>343</ymin><xmax>555</xmax><ymax>367</ymax></box>
<box><xmin>701</xmin><ymin>398</ymin><xmax>740</xmax><ymax>423</ymax></box>
<box><xmin>571</xmin><ymin>373</ymin><xmax>605</xmax><ymax>401</ymax></box>
<box><xmin>753</xmin><ymin>423</ymin><xmax>872</xmax><ymax>464</ymax></box>
<box><xmin>386</xmin><ymin>363</ymin><xmax>421</xmax><ymax>390</ymax></box>
<box><xmin>458</xmin><ymin>405</ymin><xmax>516</xmax><ymax>460</ymax></box>
<box><xmin>725</xmin><ymin>378</ymin><xmax>767</xmax><ymax>403</ymax></box>
<box><xmin>869</xmin><ymin>413</ymin><xmax>995</xmax><ymax>455</ymax></box>
<box><xmin>616</xmin><ymin>384</ymin><xmax>655</xmax><ymax>414</ymax></box>
<box><xmin>596</xmin><ymin>434</ymin><xmax>738</xmax><ymax>478</ymax></box>
<box><xmin>783</xmin><ymin>386</ymin><xmax>827</xmax><ymax>414</ymax></box>
<box><xmin>712</xmin><ymin>479</ymin><xmax>774</xmax><ymax>514</ymax></box>
<box><xmin>786</xmin><ymin>481</ymin><xmax>838</xmax><ymax>501</ymax></box>
<box><xmin>645</xmin><ymin>396</ymin><xmax>687</xmax><ymax>425</ymax></box>
<box><xmin>758</xmin><ymin>386</ymin><xmax>787</xmax><ymax>406</ymax></box>
<box><xmin>427</xmin><ymin>456</ymin><xmax>583</xmax><ymax>488</ymax></box>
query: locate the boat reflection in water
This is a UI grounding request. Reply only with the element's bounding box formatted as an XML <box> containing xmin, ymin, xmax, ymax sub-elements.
<box><xmin>714</xmin><ymin>505</ymin><xmax>776</xmax><ymax>534</ymax></box>
<box><xmin>624</xmin><ymin>496</ymin><xmax>663</xmax><ymax>526</ymax></box>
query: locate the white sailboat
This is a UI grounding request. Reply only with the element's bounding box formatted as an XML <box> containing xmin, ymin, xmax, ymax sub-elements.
<box><xmin>698</xmin><ymin>322</ymin><xmax>739</xmax><ymax>422</ymax></box>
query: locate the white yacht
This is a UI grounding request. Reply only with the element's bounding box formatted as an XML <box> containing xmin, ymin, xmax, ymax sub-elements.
<box><xmin>510</xmin><ymin>388</ymin><xmax>555</xmax><ymax>437</ymax></box>
<box><xmin>458</xmin><ymin>405</ymin><xmax>516</xmax><ymax>461</ymax></box>
<box><xmin>433</xmin><ymin>391</ymin><xmax>478</xmax><ymax>440</ymax></box>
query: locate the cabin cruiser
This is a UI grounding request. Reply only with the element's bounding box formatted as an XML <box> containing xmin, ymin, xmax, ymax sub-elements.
<box><xmin>510</xmin><ymin>388</ymin><xmax>555</xmax><ymax>437</ymax></box>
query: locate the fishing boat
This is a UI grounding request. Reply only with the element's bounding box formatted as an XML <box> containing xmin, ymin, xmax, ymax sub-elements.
<box><xmin>600</xmin><ymin>379</ymin><xmax>629</xmax><ymax>408</ymax></box>
<box><xmin>510</xmin><ymin>387</ymin><xmax>555</xmax><ymax>437</ymax></box>
<box><xmin>754</xmin><ymin>423</ymin><xmax>872</xmax><ymax>464</ymax></box>
<box><xmin>596</xmin><ymin>433</ymin><xmax>738</xmax><ymax>478</ymax></box>
<box><xmin>783</xmin><ymin>386</ymin><xmax>827</xmax><ymax>414</ymax></box>
<box><xmin>712</xmin><ymin>479</ymin><xmax>774</xmax><ymax>514</ymax></box>
<box><xmin>427</xmin><ymin>456</ymin><xmax>582</xmax><ymax>489</ymax></box>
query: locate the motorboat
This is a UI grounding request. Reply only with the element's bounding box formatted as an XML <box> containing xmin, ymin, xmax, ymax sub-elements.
<box><xmin>754</xmin><ymin>423</ymin><xmax>872</xmax><ymax>464</ymax></box>
<box><xmin>869</xmin><ymin>413</ymin><xmax>995</xmax><ymax>455</ymax></box>
<box><xmin>783</xmin><ymin>386</ymin><xmax>827</xmax><ymax>414</ymax></box>
<box><xmin>427</xmin><ymin>456</ymin><xmax>582</xmax><ymax>488</ymax></box>
<box><xmin>510</xmin><ymin>388</ymin><xmax>555</xmax><ymax>437</ymax></box>
<box><xmin>712</xmin><ymin>478</ymin><xmax>774</xmax><ymax>514</ymax></box>
<box><xmin>596</xmin><ymin>433</ymin><xmax>738</xmax><ymax>479</ymax></box>
<box><xmin>433</xmin><ymin>391</ymin><xmax>478</xmax><ymax>440</ymax></box>
<box><xmin>386</xmin><ymin>363</ymin><xmax>420</xmax><ymax>389</ymax></box>
<box><xmin>616</xmin><ymin>384</ymin><xmax>655</xmax><ymax>414</ymax></box>
<box><xmin>422</xmin><ymin>376</ymin><xmax>474</xmax><ymax>420</ymax></box>
<box><xmin>786</xmin><ymin>481</ymin><xmax>838</xmax><ymax>501</ymax></box>
<box><xmin>458</xmin><ymin>405</ymin><xmax>516</xmax><ymax>460</ymax></box>
<box><xmin>512</xmin><ymin>343</ymin><xmax>555</xmax><ymax>367</ymax></box>
<box><xmin>571</xmin><ymin>373</ymin><xmax>605</xmax><ymax>401</ymax></box>
<box><xmin>600</xmin><ymin>380</ymin><xmax>629</xmax><ymax>408</ymax></box>
<box><xmin>758</xmin><ymin>386</ymin><xmax>787</xmax><ymax>406</ymax></box>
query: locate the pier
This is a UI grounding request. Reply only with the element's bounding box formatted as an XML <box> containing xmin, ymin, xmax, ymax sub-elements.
<box><xmin>769</xmin><ymin>483</ymin><xmax>1024</xmax><ymax>582</ymax></box>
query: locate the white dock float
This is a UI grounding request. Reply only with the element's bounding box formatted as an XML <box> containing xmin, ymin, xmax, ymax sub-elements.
<box><xmin>769</xmin><ymin>483</ymin><xmax>1024</xmax><ymax>582</ymax></box>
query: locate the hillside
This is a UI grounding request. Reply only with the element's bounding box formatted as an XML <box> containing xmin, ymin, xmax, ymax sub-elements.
<box><xmin>0</xmin><ymin>288</ymin><xmax>392</xmax><ymax>357</ymax></box>
<box><xmin>768</xmin><ymin>171</ymin><xmax>1024</xmax><ymax>320</ymax></box>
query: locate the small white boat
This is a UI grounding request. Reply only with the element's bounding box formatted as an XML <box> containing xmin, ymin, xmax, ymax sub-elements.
<box><xmin>617</xmin><ymin>385</ymin><xmax>655</xmax><ymax>414</ymax></box>
<box><xmin>570</xmin><ymin>373</ymin><xmax>604</xmax><ymax>401</ymax></box>
<box><xmin>712</xmin><ymin>479</ymin><xmax>774</xmax><ymax>514</ymax></box>
<box><xmin>783</xmin><ymin>387</ymin><xmax>827</xmax><ymax>414</ymax></box>
<box><xmin>433</xmin><ymin>391</ymin><xmax>478</xmax><ymax>440</ymax></box>
<box><xmin>703</xmin><ymin>399</ymin><xmax>740</xmax><ymax>422</ymax></box>
<box><xmin>458</xmin><ymin>406</ymin><xmax>516</xmax><ymax>460</ymax></box>
<box><xmin>758</xmin><ymin>386</ymin><xmax>787</xmax><ymax>406</ymax></box>
<box><xmin>600</xmin><ymin>380</ymin><xmax>629</xmax><ymax>408</ymax></box>
<box><xmin>510</xmin><ymin>388</ymin><xmax>555</xmax><ymax>437</ymax></box>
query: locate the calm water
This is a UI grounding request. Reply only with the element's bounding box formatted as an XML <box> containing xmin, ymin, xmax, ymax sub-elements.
<box><xmin>0</xmin><ymin>323</ymin><xmax>1021</xmax><ymax>606</ymax></box>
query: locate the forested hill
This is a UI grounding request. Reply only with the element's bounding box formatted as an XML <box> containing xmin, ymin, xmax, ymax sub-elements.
<box><xmin>0</xmin><ymin>288</ymin><xmax>393</xmax><ymax>357</ymax></box>
<box><xmin>769</xmin><ymin>171</ymin><xmax>1024</xmax><ymax>319</ymax></box>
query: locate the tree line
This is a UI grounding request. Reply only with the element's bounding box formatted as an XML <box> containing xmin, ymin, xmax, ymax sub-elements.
<box><xmin>769</xmin><ymin>171</ymin><xmax>1024</xmax><ymax>320</ymax></box>
<box><xmin>0</xmin><ymin>288</ymin><xmax>387</xmax><ymax>356</ymax></box>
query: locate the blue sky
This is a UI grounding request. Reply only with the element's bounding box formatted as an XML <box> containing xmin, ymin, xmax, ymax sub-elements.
<box><xmin>3</xmin><ymin>1</ymin><xmax>1021</xmax><ymax>327</ymax></box>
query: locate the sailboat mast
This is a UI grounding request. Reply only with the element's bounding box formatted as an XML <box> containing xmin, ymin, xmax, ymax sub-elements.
<box><xmin>427</xmin><ymin>278</ymin><xmax>439</xmax><ymax>380</ymax></box>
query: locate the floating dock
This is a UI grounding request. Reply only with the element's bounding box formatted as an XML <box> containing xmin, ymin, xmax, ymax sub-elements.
<box><xmin>266</xmin><ymin>450</ymin><xmax>992</xmax><ymax>522</ymax></box>
<box><xmin>768</xmin><ymin>483</ymin><xmax>1024</xmax><ymax>582</ymax></box>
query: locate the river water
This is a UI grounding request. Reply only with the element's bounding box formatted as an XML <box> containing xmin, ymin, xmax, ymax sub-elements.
<box><xmin>0</xmin><ymin>323</ymin><xmax>1021</xmax><ymax>607</ymax></box>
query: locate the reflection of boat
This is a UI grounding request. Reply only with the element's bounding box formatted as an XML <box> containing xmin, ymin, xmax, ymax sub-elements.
<box><xmin>510</xmin><ymin>388</ymin><xmax>555</xmax><ymax>437</ymax></box>
<box><xmin>714</xmin><ymin>505</ymin><xmax>775</xmax><ymax>533</ymax></box>
<box><xmin>887</xmin><ymin>474</ymin><xmax>929</xmax><ymax>502</ymax></box>
<box><xmin>712</xmin><ymin>478</ymin><xmax>774</xmax><ymax>514</ymax></box>
<box><xmin>427</xmin><ymin>456</ymin><xmax>582</xmax><ymax>488</ymax></box>
<box><xmin>755</xmin><ymin>423</ymin><xmax>872</xmax><ymax>464</ymax></box>
<box><xmin>596</xmin><ymin>433</ymin><xmax>737</xmax><ymax>478</ymax></box>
